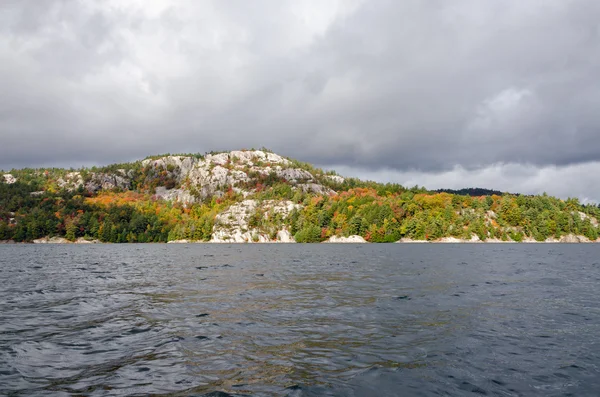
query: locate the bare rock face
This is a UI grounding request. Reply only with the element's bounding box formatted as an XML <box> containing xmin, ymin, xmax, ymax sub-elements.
<box><xmin>33</xmin><ymin>236</ymin><xmax>99</xmax><ymax>244</ymax></box>
<box><xmin>297</xmin><ymin>183</ymin><xmax>336</xmax><ymax>195</ymax></box>
<box><xmin>142</xmin><ymin>150</ymin><xmax>335</xmax><ymax>204</ymax></box>
<box><xmin>2</xmin><ymin>174</ymin><xmax>16</xmax><ymax>184</ymax></box>
<box><xmin>438</xmin><ymin>236</ymin><xmax>464</xmax><ymax>243</ymax></box>
<box><xmin>276</xmin><ymin>229</ymin><xmax>294</xmax><ymax>242</ymax></box>
<box><xmin>57</xmin><ymin>172</ymin><xmax>84</xmax><ymax>190</ymax></box>
<box><xmin>85</xmin><ymin>173</ymin><xmax>131</xmax><ymax>193</ymax></box>
<box><xmin>141</xmin><ymin>156</ymin><xmax>196</xmax><ymax>180</ymax></box>
<box><xmin>278</xmin><ymin>168</ymin><xmax>313</xmax><ymax>183</ymax></box>
<box><xmin>577</xmin><ymin>211</ymin><xmax>599</xmax><ymax>228</ymax></box>
<box><xmin>56</xmin><ymin>172</ymin><xmax>131</xmax><ymax>193</ymax></box>
<box><xmin>559</xmin><ymin>234</ymin><xmax>591</xmax><ymax>243</ymax></box>
<box><xmin>187</xmin><ymin>164</ymin><xmax>250</xmax><ymax>200</ymax></box>
<box><xmin>213</xmin><ymin>199</ymin><xmax>258</xmax><ymax>233</ymax></box>
<box><xmin>227</xmin><ymin>150</ymin><xmax>290</xmax><ymax>166</ymax></box>
<box><xmin>484</xmin><ymin>210</ymin><xmax>497</xmax><ymax>226</ymax></box>
<box><xmin>75</xmin><ymin>238</ymin><xmax>100</xmax><ymax>244</ymax></box>
<box><xmin>326</xmin><ymin>235</ymin><xmax>367</xmax><ymax>243</ymax></box>
<box><xmin>29</xmin><ymin>150</ymin><xmax>335</xmax><ymax>208</ymax></box>
<box><xmin>325</xmin><ymin>175</ymin><xmax>345</xmax><ymax>184</ymax></box>
<box><xmin>210</xmin><ymin>199</ymin><xmax>301</xmax><ymax>243</ymax></box>
<box><xmin>485</xmin><ymin>238</ymin><xmax>515</xmax><ymax>243</ymax></box>
<box><xmin>186</xmin><ymin>150</ymin><xmax>291</xmax><ymax>199</ymax></box>
<box><xmin>33</xmin><ymin>237</ymin><xmax>70</xmax><ymax>244</ymax></box>
<box><xmin>437</xmin><ymin>235</ymin><xmax>481</xmax><ymax>243</ymax></box>
<box><xmin>154</xmin><ymin>187</ymin><xmax>196</xmax><ymax>205</ymax></box>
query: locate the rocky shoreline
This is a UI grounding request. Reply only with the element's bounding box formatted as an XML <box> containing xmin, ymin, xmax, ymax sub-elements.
<box><xmin>2</xmin><ymin>233</ymin><xmax>599</xmax><ymax>244</ymax></box>
<box><xmin>0</xmin><ymin>237</ymin><xmax>102</xmax><ymax>244</ymax></box>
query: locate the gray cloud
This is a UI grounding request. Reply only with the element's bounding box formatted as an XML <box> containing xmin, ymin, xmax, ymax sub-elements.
<box><xmin>328</xmin><ymin>161</ymin><xmax>600</xmax><ymax>205</ymax></box>
<box><xmin>1</xmin><ymin>0</ymin><xmax>599</xmax><ymax>200</ymax></box>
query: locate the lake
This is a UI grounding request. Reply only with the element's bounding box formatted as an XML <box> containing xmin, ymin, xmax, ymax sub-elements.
<box><xmin>1</xmin><ymin>244</ymin><xmax>599</xmax><ymax>396</ymax></box>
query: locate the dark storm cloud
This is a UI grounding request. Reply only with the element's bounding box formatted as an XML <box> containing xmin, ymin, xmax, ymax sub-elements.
<box><xmin>1</xmin><ymin>0</ymin><xmax>600</xmax><ymax>199</ymax></box>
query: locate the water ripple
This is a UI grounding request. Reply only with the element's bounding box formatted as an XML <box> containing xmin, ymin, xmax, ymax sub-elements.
<box><xmin>1</xmin><ymin>244</ymin><xmax>599</xmax><ymax>396</ymax></box>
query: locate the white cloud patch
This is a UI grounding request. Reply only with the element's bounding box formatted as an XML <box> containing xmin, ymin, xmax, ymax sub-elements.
<box><xmin>469</xmin><ymin>88</ymin><xmax>534</xmax><ymax>131</ymax></box>
<box><xmin>329</xmin><ymin>162</ymin><xmax>600</xmax><ymax>204</ymax></box>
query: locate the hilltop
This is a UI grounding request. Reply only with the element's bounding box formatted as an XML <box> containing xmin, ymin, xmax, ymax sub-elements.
<box><xmin>1</xmin><ymin>149</ymin><xmax>599</xmax><ymax>243</ymax></box>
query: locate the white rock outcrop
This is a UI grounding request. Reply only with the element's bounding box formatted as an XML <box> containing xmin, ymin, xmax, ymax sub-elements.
<box><xmin>278</xmin><ymin>168</ymin><xmax>313</xmax><ymax>182</ymax></box>
<box><xmin>577</xmin><ymin>211</ymin><xmax>599</xmax><ymax>228</ymax></box>
<box><xmin>210</xmin><ymin>199</ymin><xmax>301</xmax><ymax>243</ymax></box>
<box><xmin>85</xmin><ymin>173</ymin><xmax>131</xmax><ymax>193</ymax></box>
<box><xmin>298</xmin><ymin>183</ymin><xmax>335</xmax><ymax>195</ymax></box>
<box><xmin>56</xmin><ymin>172</ymin><xmax>131</xmax><ymax>193</ymax></box>
<box><xmin>326</xmin><ymin>235</ymin><xmax>367</xmax><ymax>243</ymax></box>
<box><xmin>75</xmin><ymin>237</ymin><xmax>100</xmax><ymax>244</ymax></box>
<box><xmin>437</xmin><ymin>235</ymin><xmax>481</xmax><ymax>243</ymax></box>
<box><xmin>396</xmin><ymin>238</ymin><xmax>429</xmax><ymax>243</ymax></box>
<box><xmin>558</xmin><ymin>234</ymin><xmax>591</xmax><ymax>243</ymax></box>
<box><xmin>325</xmin><ymin>175</ymin><xmax>345</xmax><ymax>184</ymax></box>
<box><xmin>2</xmin><ymin>174</ymin><xmax>16</xmax><ymax>184</ymax></box>
<box><xmin>154</xmin><ymin>187</ymin><xmax>196</xmax><ymax>205</ymax></box>
<box><xmin>276</xmin><ymin>229</ymin><xmax>295</xmax><ymax>242</ymax></box>
<box><xmin>485</xmin><ymin>238</ymin><xmax>515</xmax><ymax>243</ymax></box>
<box><xmin>141</xmin><ymin>156</ymin><xmax>196</xmax><ymax>181</ymax></box>
<box><xmin>141</xmin><ymin>150</ymin><xmax>335</xmax><ymax>204</ymax></box>
<box><xmin>57</xmin><ymin>172</ymin><xmax>84</xmax><ymax>190</ymax></box>
<box><xmin>438</xmin><ymin>237</ymin><xmax>464</xmax><ymax>243</ymax></box>
<box><xmin>33</xmin><ymin>237</ymin><xmax>70</xmax><ymax>244</ymax></box>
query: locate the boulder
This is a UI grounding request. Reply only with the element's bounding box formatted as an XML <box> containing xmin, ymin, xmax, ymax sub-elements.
<box><xmin>276</xmin><ymin>229</ymin><xmax>295</xmax><ymax>243</ymax></box>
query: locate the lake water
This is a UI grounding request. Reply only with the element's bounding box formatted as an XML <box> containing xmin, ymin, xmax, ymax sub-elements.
<box><xmin>1</xmin><ymin>244</ymin><xmax>599</xmax><ymax>396</ymax></box>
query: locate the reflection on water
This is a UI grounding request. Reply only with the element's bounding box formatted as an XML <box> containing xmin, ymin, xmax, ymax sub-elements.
<box><xmin>1</xmin><ymin>244</ymin><xmax>600</xmax><ymax>396</ymax></box>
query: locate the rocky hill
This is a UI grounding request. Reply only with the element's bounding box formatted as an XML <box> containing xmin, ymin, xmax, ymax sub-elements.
<box><xmin>1</xmin><ymin>149</ymin><xmax>600</xmax><ymax>243</ymax></box>
<box><xmin>8</xmin><ymin>150</ymin><xmax>337</xmax><ymax>201</ymax></box>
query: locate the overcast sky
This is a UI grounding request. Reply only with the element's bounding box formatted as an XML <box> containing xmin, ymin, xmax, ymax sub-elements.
<box><xmin>1</xmin><ymin>0</ymin><xmax>599</xmax><ymax>202</ymax></box>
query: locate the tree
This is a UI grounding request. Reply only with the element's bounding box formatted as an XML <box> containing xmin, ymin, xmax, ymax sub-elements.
<box><xmin>294</xmin><ymin>224</ymin><xmax>322</xmax><ymax>243</ymax></box>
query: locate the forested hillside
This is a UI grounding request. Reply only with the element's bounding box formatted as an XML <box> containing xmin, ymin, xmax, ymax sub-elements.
<box><xmin>2</xmin><ymin>149</ymin><xmax>599</xmax><ymax>243</ymax></box>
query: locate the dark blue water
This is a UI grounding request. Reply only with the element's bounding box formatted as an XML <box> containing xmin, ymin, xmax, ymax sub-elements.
<box><xmin>1</xmin><ymin>244</ymin><xmax>599</xmax><ymax>396</ymax></box>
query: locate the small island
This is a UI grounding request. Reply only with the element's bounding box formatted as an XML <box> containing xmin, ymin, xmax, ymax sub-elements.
<box><xmin>1</xmin><ymin>149</ymin><xmax>599</xmax><ymax>243</ymax></box>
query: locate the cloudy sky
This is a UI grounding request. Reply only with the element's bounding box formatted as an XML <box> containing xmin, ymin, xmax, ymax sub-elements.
<box><xmin>1</xmin><ymin>0</ymin><xmax>599</xmax><ymax>202</ymax></box>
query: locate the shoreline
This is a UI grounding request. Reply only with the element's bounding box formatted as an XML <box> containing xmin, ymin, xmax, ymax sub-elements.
<box><xmin>2</xmin><ymin>236</ymin><xmax>600</xmax><ymax>244</ymax></box>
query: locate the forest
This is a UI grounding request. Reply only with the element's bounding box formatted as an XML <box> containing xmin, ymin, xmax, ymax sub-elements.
<box><xmin>2</xmin><ymin>151</ymin><xmax>600</xmax><ymax>243</ymax></box>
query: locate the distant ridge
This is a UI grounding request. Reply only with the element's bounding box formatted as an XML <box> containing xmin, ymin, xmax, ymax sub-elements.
<box><xmin>436</xmin><ymin>188</ymin><xmax>506</xmax><ymax>197</ymax></box>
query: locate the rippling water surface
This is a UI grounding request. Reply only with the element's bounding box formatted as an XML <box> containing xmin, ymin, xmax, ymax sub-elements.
<box><xmin>1</xmin><ymin>244</ymin><xmax>600</xmax><ymax>396</ymax></box>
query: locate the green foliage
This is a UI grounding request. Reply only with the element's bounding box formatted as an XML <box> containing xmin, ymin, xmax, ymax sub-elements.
<box><xmin>294</xmin><ymin>224</ymin><xmax>322</xmax><ymax>243</ymax></box>
<box><xmin>2</xmin><ymin>152</ymin><xmax>600</xmax><ymax>244</ymax></box>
